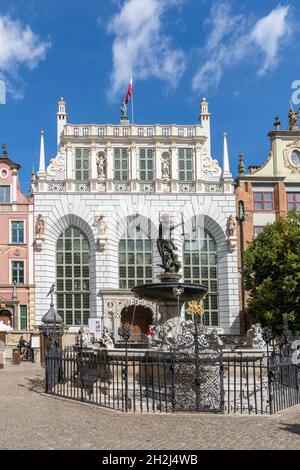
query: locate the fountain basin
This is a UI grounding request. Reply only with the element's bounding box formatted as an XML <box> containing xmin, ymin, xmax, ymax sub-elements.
<box><xmin>132</xmin><ymin>282</ymin><xmax>207</xmax><ymax>304</ymax></box>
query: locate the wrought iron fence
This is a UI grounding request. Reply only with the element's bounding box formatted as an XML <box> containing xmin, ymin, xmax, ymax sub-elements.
<box><xmin>223</xmin><ymin>354</ymin><xmax>299</xmax><ymax>414</ymax></box>
<box><xmin>45</xmin><ymin>347</ymin><xmax>299</xmax><ymax>414</ymax></box>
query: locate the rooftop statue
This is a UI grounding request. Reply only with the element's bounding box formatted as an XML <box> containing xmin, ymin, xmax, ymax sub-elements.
<box><xmin>121</xmin><ymin>100</ymin><xmax>127</xmax><ymax>119</ymax></box>
<box><xmin>288</xmin><ymin>103</ymin><xmax>300</xmax><ymax>130</ymax></box>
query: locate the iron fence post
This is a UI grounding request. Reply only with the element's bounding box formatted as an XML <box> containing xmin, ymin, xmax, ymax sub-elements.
<box><xmin>194</xmin><ymin>323</ymin><xmax>201</xmax><ymax>412</ymax></box>
<box><xmin>118</xmin><ymin>324</ymin><xmax>131</xmax><ymax>412</ymax></box>
<box><xmin>171</xmin><ymin>350</ymin><xmax>176</xmax><ymax>413</ymax></box>
<box><xmin>124</xmin><ymin>337</ymin><xmax>129</xmax><ymax>412</ymax></box>
<box><xmin>45</xmin><ymin>351</ymin><xmax>49</xmax><ymax>393</ymax></box>
<box><xmin>79</xmin><ymin>332</ymin><xmax>84</xmax><ymax>402</ymax></box>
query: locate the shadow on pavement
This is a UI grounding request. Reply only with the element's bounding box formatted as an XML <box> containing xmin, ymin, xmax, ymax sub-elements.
<box><xmin>23</xmin><ymin>376</ymin><xmax>45</xmax><ymax>394</ymax></box>
<box><xmin>279</xmin><ymin>423</ymin><xmax>300</xmax><ymax>436</ymax></box>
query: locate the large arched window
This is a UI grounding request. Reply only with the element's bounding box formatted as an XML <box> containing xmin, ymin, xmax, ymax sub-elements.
<box><xmin>183</xmin><ymin>228</ymin><xmax>218</xmax><ymax>326</ymax></box>
<box><xmin>56</xmin><ymin>226</ymin><xmax>90</xmax><ymax>325</ymax></box>
<box><xmin>119</xmin><ymin>218</ymin><xmax>153</xmax><ymax>289</ymax></box>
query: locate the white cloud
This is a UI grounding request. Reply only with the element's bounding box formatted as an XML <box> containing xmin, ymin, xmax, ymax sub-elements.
<box><xmin>0</xmin><ymin>15</ymin><xmax>50</xmax><ymax>98</ymax></box>
<box><xmin>251</xmin><ymin>6</ymin><xmax>290</xmax><ymax>76</ymax></box>
<box><xmin>107</xmin><ymin>0</ymin><xmax>186</xmax><ymax>100</ymax></box>
<box><xmin>192</xmin><ymin>4</ymin><xmax>292</xmax><ymax>94</ymax></box>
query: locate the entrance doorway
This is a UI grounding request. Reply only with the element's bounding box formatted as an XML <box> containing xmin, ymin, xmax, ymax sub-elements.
<box><xmin>120</xmin><ymin>305</ymin><xmax>153</xmax><ymax>342</ymax></box>
<box><xmin>0</xmin><ymin>310</ymin><xmax>12</xmax><ymax>327</ymax></box>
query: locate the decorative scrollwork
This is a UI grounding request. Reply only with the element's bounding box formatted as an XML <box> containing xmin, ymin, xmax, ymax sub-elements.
<box><xmin>75</xmin><ymin>183</ymin><xmax>90</xmax><ymax>192</ymax></box>
<box><xmin>113</xmin><ymin>183</ymin><xmax>130</xmax><ymax>192</ymax></box>
<box><xmin>202</xmin><ymin>151</ymin><xmax>222</xmax><ymax>177</ymax></box>
<box><xmin>46</xmin><ymin>152</ymin><xmax>66</xmax><ymax>177</ymax></box>
<box><xmin>48</xmin><ymin>183</ymin><xmax>65</xmax><ymax>192</ymax></box>
<box><xmin>139</xmin><ymin>183</ymin><xmax>155</xmax><ymax>193</ymax></box>
<box><xmin>179</xmin><ymin>183</ymin><xmax>195</xmax><ymax>193</ymax></box>
<box><xmin>204</xmin><ymin>184</ymin><xmax>223</xmax><ymax>193</ymax></box>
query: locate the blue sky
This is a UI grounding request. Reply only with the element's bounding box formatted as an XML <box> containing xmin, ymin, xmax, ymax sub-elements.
<box><xmin>0</xmin><ymin>0</ymin><xmax>299</xmax><ymax>193</ymax></box>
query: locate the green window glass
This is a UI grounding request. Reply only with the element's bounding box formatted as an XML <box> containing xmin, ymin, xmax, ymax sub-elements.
<box><xmin>12</xmin><ymin>261</ymin><xmax>24</xmax><ymax>284</ymax></box>
<box><xmin>119</xmin><ymin>223</ymin><xmax>153</xmax><ymax>289</ymax></box>
<box><xmin>75</xmin><ymin>148</ymin><xmax>90</xmax><ymax>181</ymax></box>
<box><xmin>0</xmin><ymin>185</ymin><xmax>10</xmax><ymax>203</ymax></box>
<box><xmin>183</xmin><ymin>229</ymin><xmax>218</xmax><ymax>326</ymax></box>
<box><xmin>178</xmin><ymin>148</ymin><xmax>193</xmax><ymax>181</ymax></box>
<box><xmin>139</xmin><ymin>148</ymin><xmax>154</xmax><ymax>181</ymax></box>
<box><xmin>11</xmin><ymin>221</ymin><xmax>24</xmax><ymax>243</ymax></box>
<box><xmin>20</xmin><ymin>305</ymin><xmax>27</xmax><ymax>330</ymax></box>
<box><xmin>56</xmin><ymin>226</ymin><xmax>90</xmax><ymax>326</ymax></box>
<box><xmin>114</xmin><ymin>148</ymin><xmax>128</xmax><ymax>181</ymax></box>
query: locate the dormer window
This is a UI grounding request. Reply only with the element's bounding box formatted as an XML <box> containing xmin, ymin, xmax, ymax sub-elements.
<box><xmin>0</xmin><ymin>185</ymin><xmax>10</xmax><ymax>203</ymax></box>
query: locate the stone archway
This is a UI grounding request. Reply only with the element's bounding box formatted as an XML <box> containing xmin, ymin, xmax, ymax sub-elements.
<box><xmin>121</xmin><ymin>305</ymin><xmax>153</xmax><ymax>342</ymax></box>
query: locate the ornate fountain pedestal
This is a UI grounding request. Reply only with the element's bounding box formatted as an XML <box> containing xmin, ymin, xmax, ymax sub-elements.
<box><xmin>132</xmin><ymin>272</ymin><xmax>207</xmax><ymax>350</ymax></box>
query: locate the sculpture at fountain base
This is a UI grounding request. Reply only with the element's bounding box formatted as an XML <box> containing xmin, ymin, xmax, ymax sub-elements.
<box><xmin>149</xmin><ymin>318</ymin><xmax>223</xmax><ymax>352</ymax></box>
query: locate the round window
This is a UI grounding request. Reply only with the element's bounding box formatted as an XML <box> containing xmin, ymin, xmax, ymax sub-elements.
<box><xmin>0</xmin><ymin>168</ymin><xmax>8</xmax><ymax>179</ymax></box>
<box><xmin>290</xmin><ymin>149</ymin><xmax>300</xmax><ymax>167</ymax></box>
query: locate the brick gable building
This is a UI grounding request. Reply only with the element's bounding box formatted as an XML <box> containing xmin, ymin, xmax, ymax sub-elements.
<box><xmin>235</xmin><ymin>112</ymin><xmax>300</xmax><ymax>332</ymax></box>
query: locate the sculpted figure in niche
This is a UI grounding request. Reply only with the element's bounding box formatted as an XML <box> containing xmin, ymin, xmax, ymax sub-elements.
<box><xmin>162</xmin><ymin>152</ymin><xmax>171</xmax><ymax>180</ymax></box>
<box><xmin>36</xmin><ymin>214</ymin><xmax>45</xmax><ymax>237</ymax></box>
<box><xmin>97</xmin><ymin>152</ymin><xmax>107</xmax><ymax>179</ymax></box>
<box><xmin>94</xmin><ymin>216</ymin><xmax>107</xmax><ymax>238</ymax></box>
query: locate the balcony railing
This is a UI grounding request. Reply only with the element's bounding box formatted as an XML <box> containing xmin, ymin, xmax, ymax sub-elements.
<box><xmin>63</xmin><ymin>125</ymin><xmax>201</xmax><ymax>139</ymax></box>
<box><xmin>0</xmin><ymin>204</ymin><xmax>11</xmax><ymax>211</ymax></box>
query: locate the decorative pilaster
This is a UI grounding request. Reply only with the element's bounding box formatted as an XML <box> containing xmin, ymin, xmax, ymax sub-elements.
<box><xmin>66</xmin><ymin>142</ymin><xmax>74</xmax><ymax>191</ymax></box>
<box><xmin>90</xmin><ymin>142</ymin><xmax>98</xmax><ymax>191</ymax></box>
<box><xmin>12</xmin><ymin>170</ymin><xmax>17</xmax><ymax>202</ymax></box>
<box><xmin>131</xmin><ymin>142</ymin><xmax>137</xmax><ymax>180</ymax></box>
<box><xmin>155</xmin><ymin>142</ymin><xmax>162</xmax><ymax>180</ymax></box>
<box><xmin>106</xmin><ymin>142</ymin><xmax>114</xmax><ymax>180</ymax></box>
<box><xmin>195</xmin><ymin>142</ymin><xmax>203</xmax><ymax>181</ymax></box>
<box><xmin>171</xmin><ymin>142</ymin><xmax>178</xmax><ymax>191</ymax></box>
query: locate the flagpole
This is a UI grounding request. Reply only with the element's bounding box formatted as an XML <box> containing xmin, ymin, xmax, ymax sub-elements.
<box><xmin>131</xmin><ymin>77</ymin><xmax>134</xmax><ymax>124</ymax></box>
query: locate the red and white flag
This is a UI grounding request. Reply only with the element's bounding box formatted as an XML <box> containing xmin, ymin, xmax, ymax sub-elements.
<box><xmin>125</xmin><ymin>76</ymin><xmax>133</xmax><ymax>104</ymax></box>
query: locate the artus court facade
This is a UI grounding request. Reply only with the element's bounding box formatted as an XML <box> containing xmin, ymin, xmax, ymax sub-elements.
<box><xmin>31</xmin><ymin>98</ymin><xmax>240</xmax><ymax>337</ymax></box>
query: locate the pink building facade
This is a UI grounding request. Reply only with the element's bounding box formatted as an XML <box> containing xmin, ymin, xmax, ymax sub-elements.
<box><xmin>0</xmin><ymin>144</ymin><xmax>34</xmax><ymax>330</ymax></box>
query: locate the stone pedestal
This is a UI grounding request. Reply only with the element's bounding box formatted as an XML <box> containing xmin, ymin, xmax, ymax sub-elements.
<box><xmin>158</xmin><ymin>272</ymin><xmax>182</xmax><ymax>283</ymax></box>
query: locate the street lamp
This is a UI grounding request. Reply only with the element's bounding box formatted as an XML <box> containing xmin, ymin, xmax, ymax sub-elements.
<box><xmin>118</xmin><ymin>324</ymin><xmax>132</xmax><ymax>412</ymax></box>
<box><xmin>40</xmin><ymin>286</ymin><xmax>64</xmax><ymax>390</ymax></box>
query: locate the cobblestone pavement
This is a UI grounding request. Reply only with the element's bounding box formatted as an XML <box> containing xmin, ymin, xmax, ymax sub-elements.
<box><xmin>0</xmin><ymin>364</ymin><xmax>299</xmax><ymax>450</ymax></box>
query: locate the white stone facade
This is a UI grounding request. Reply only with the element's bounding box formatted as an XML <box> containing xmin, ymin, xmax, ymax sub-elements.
<box><xmin>32</xmin><ymin>98</ymin><xmax>240</xmax><ymax>335</ymax></box>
